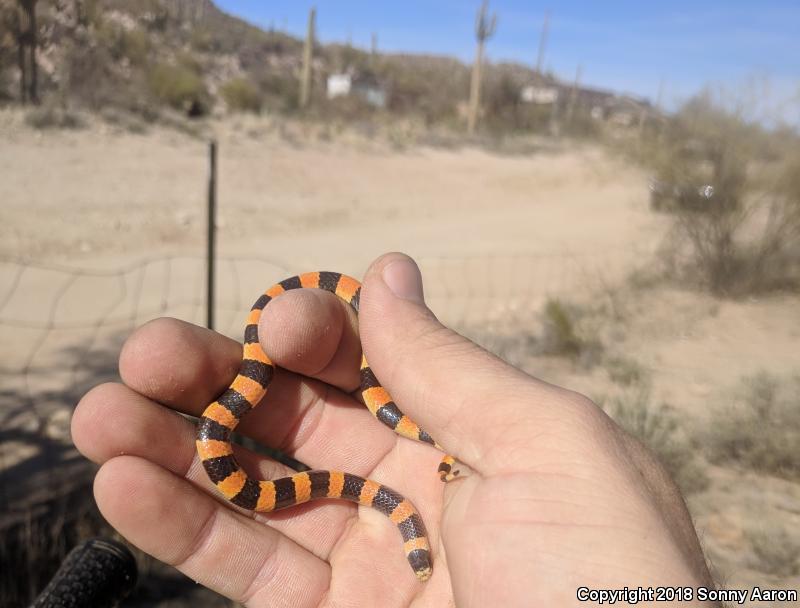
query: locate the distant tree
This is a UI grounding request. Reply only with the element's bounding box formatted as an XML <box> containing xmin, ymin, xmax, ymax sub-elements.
<box><xmin>467</xmin><ymin>0</ymin><xmax>496</xmax><ymax>134</ymax></box>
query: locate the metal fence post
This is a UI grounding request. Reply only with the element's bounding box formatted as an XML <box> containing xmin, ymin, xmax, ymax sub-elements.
<box><xmin>206</xmin><ymin>140</ymin><xmax>217</xmax><ymax>330</ymax></box>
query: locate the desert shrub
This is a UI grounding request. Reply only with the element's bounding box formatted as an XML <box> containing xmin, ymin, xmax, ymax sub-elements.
<box><xmin>747</xmin><ymin>523</ymin><xmax>800</xmax><ymax>576</ymax></box>
<box><xmin>705</xmin><ymin>372</ymin><xmax>800</xmax><ymax>479</ymax></box>
<box><xmin>605</xmin><ymin>355</ymin><xmax>648</xmax><ymax>387</ymax></box>
<box><xmin>538</xmin><ymin>298</ymin><xmax>603</xmax><ymax>366</ymax></box>
<box><xmin>147</xmin><ymin>63</ymin><xmax>209</xmax><ymax>114</ymax></box>
<box><xmin>60</xmin><ymin>37</ymin><xmax>122</xmax><ymax>109</ymax></box>
<box><xmin>379</xmin><ymin>55</ymin><xmax>467</xmax><ymax>126</ymax></box>
<box><xmin>602</xmin><ymin>386</ymin><xmax>709</xmax><ymax>494</ymax></box>
<box><xmin>259</xmin><ymin>71</ymin><xmax>299</xmax><ymax>111</ymax></box>
<box><xmin>541</xmin><ymin>298</ymin><xmax>581</xmax><ymax>356</ymax></box>
<box><xmin>653</xmin><ymin>94</ymin><xmax>800</xmax><ymax>295</ymax></box>
<box><xmin>25</xmin><ymin>104</ymin><xmax>86</xmax><ymax>129</ymax></box>
<box><xmin>483</xmin><ymin>72</ymin><xmax>525</xmax><ymax>133</ymax></box>
<box><xmin>220</xmin><ymin>78</ymin><xmax>262</xmax><ymax>113</ymax></box>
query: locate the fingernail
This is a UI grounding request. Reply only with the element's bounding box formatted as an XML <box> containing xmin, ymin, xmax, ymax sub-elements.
<box><xmin>382</xmin><ymin>258</ymin><xmax>425</xmax><ymax>303</ymax></box>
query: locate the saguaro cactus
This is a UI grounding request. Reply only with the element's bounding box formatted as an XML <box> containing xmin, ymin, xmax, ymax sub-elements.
<box><xmin>299</xmin><ymin>6</ymin><xmax>316</xmax><ymax>109</ymax></box>
<box><xmin>467</xmin><ymin>0</ymin><xmax>496</xmax><ymax>134</ymax></box>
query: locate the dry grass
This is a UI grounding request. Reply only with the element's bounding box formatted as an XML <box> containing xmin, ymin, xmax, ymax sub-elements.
<box><xmin>0</xmin><ymin>484</ymin><xmax>238</xmax><ymax>607</ymax></box>
<box><xmin>25</xmin><ymin>104</ymin><xmax>86</xmax><ymax>130</ymax></box>
<box><xmin>1</xmin><ymin>482</ymin><xmax>108</xmax><ymax>606</ymax></box>
<box><xmin>705</xmin><ymin>372</ymin><xmax>800</xmax><ymax>479</ymax></box>
<box><xmin>601</xmin><ymin>385</ymin><xmax>710</xmax><ymax>495</ymax></box>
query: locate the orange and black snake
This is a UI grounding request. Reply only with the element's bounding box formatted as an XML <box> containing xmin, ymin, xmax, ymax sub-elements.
<box><xmin>196</xmin><ymin>272</ymin><xmax>460</xmax><ymax>582</ymax></box>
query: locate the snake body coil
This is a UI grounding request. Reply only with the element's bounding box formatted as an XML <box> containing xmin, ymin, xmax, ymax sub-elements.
<box><xmin>196</xmin><ymin>271</ymin><xmax>457</xmax><ymax>581</ymax></box>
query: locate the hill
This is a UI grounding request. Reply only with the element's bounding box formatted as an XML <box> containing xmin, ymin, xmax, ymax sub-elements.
<box><xmin>0</xmin><ymin>0</ymin><xmax>650</xmax><ymax>134</ymax></box>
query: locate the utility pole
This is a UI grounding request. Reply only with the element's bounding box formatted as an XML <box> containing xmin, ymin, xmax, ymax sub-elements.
<box><xmin>566</xmin><ymin>64</ymin><xmax>582</xmax><ymax>125</ymax></box>
<box><xmin>535</xmin><ymin>10</ymin><xmax>549</xmax><ymax>75</ymax></box>
<box><xmin>467</xmin><ymin>0</ymin><xmax>497</xmax><ymax>135</ymax></box>
<box><xmin>655</xmin><ymin>78</ymin><xmax>666</xmax><ymax>140</ymax></box>
<box><xmin>299</xmin><ymin>6</ymin><xmax>315</xmax><ymax>109</ymax></box>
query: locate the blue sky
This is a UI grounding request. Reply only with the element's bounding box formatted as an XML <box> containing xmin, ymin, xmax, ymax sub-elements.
<box><xmin>216</xmin><ymin>0</ymin><xmax>799</xmax><ymax>122</ymax></box>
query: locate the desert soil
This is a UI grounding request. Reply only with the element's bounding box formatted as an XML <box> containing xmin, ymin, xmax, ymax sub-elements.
<box><xmin>1</xmin><ymin>109</ymin><xmax>798</xmax><ymax>604</ymax></box>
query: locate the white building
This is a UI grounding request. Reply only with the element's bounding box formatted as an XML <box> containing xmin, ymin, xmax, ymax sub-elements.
<box><xmin>520</xmin><ymin>85</ymin><xmax>559</xmax><ymax>105</ymax></box>
<box><xmin>326</xmin><ymin>70</ymin><xmax>387</xmax><ymax>108</ymax></box>
<box><xmin>327</xmin><ymin>73</ymin><xmax>353</xmax><ymax>99</ymax></box>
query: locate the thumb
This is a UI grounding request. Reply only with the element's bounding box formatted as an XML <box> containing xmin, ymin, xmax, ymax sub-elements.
<box><xmin>359</xmin><ymin>253</ymin><xmax>558</xmax><ymax>474</ymax></box>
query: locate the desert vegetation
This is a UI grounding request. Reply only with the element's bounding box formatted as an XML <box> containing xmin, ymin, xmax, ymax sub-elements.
<box><xmin>705</xmin><ymin>372</ymin><xmax>800</xmax><ymax>479</ymax></box>
<box><xmin>600</xmin><ymin>385</ymin><xmax>710</xmax><ymax>495</ymax></box>
<box><xmin>0</xmin><ymin>0</ymin><xmax>654</xmax><ymax>141</ymax></box>
<box><xmin>637</xmin><ymin>92</ymin><xmax>800</xmax><ymax>297</ymax></box>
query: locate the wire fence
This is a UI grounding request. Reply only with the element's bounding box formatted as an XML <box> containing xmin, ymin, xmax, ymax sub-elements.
<box><xmin>0</xmin><ymin>249</ymin><xmax>640</xmax><ymax>394</ymax></box>
<box><xmin>0</xmin><ymin>248</ymin><xmax>644</xmax><ymax>605</ymax></box>
<box><xmin>0</xmin><ymin>249</ymin><xmax>642</xmax><ymax>504</ymax></box>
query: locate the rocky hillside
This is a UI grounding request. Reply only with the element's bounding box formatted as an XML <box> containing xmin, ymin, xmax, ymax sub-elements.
<box><xmin>0</xmin><ymin>0</ymin><xmax>621</xmax><ymax>133</ymax></box>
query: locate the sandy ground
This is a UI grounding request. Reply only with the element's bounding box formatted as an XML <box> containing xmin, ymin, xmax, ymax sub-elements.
<box><xmin>1</xmin><ymin>110</ymin><xmax>798</xmax><ymax>604</ymax></box>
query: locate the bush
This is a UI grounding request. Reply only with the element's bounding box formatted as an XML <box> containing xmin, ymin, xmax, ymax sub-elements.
<box><xmin>538</xmin><ymin>298</ymin><xmax>603</xmax><ymax>366</ymax></box>
<box><xmin>541</xmin><ymin>298</ymin><xmax>582</xmax><ymax>356</ymax></box>
<box><xmin>602</xmin><ymin>386</ymin><xmax>709</xmax><ymax>494</ymax></box>
<box><xmin>379</xmin><ymin>55</ymin><xmax>467</xmax><ymax>126</ymax></box>
<box><xmin>258</xmin><ymin>71</ymin><xmax>299</xmax><ymax>111</ymax></box>
<box><xmin>220</xmin><ymin>78</ymin><xmax>262</xmax><ymax>113</ymax></box>
<box><xmin>705</xmin><ymin>372</ymin><xmax>800</xmax><ymax>479</ymax></box>
<box><xmin>747</xmin><ymin>523</ymin><xmax>800</xmax><ymax>576</ymax></box>
<box><xmin>653</xmin><ymin>94</ymin><xmax>800</xmax><ymax>295</ymax></box>
<box><xmin>147</xmin><ymin>63</ymin><xmax>209</xmax><ymax>115</ymax></box>
<box><xmin>605</xmin><ymin>355</ymin><xmax>648</xmax><ymax>387</ymax></box>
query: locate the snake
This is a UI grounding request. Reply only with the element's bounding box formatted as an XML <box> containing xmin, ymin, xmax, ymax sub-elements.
<box><xmin>196</xmin><ymin>271</ymin><xmax>459</xmax><ymax>582</ymax></box>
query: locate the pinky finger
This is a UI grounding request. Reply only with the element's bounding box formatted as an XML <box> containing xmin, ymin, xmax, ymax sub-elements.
<box><xmin>94</xmin><ymin>456</ymin><xmax>331</xmax><ymax>607</ymax></box>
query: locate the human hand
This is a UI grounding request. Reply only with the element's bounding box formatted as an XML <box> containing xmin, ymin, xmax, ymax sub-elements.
<box><xmin>72</xmin><ymin>252</ymin><xmax>717</xmax><ymax>607</ymax></box>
